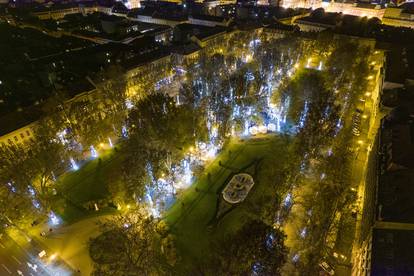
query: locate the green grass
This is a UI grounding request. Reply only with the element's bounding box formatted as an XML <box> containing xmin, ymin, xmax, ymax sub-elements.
<box><xmin>50</xmin><ymin>134</ymin><xmax>292</xmax><ymax>268</ymax></box>
<box><xmin>164</xmin><ymin>135</ymin><xmax>291</xmax><ymax>273</ymax></box>
<box><xmin>53</xmin><ymin>147</ymin><xmax>124</xmax><ymax>223</ymax></box>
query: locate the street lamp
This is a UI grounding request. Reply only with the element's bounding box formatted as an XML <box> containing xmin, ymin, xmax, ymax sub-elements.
<box><xmin>49</xmin><ymin>253</ymin><xmax>57</xmax><ymax>262</ymax></box>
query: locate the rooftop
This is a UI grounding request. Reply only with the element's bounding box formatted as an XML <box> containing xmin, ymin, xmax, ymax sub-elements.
<box><xmin>101</xmin><ymin>37</ymin><xmax>171</xmax><ymax>71</ymax></box>
<box><xmin>0</xmin><ymin>105</ymin><xmax>43</xmax><ymax>137</ymax></box>
<box><xmin>385</xmin><ymin>46</ymin><xmax>414</xmax><ymax>84</ymax></box>
<box><xmin>355</xmin><ymin>3</ymin><xmax>382</xmax><ymax>9</ymax></box>
<box><xmin>57</xmin><ymin>12</ymin><xmax>170</xmax><ymax>42</ymax></box>
<box><xmin>30</xmin><ymin>0</ymin><xmax>114</xmax><ymax>13</ymax></box>
<box><xmin>129</xmin><ymin>7</ymin><xmax>188</xmax><ymax>21</ymax></box>
<box><xmin>378</xmin><ymin>107</ymin><xmax>414</xmax><ymax>224</ymax></box>
<box><xmin>190</xmin><ymin>14</ymin><xmax>227</xmax><ymax>22</ymax></box>
<box><xmin>382</xmin><ymin>120</ymin><xmax>414</xmax><ymax>170</ymax></box>
<box><xmin>296</xmin><ymin>12</ymin><xmax>340</xmax><ymax>26</ymax></box>
<box><xmin>175</xmin><ymin>23</ymin><xmax>227</xmax><ymax>40</ymax></box>
<box><xmin>371</xmin><ymin>228</ymin><xmax>414</xmax><ymax>275</ymax></box>
<box><xmin>378</xmin><ymin>169</ymin><xmax>414</xmax><ymax>223</ymax></box>
<box><xmin>170</xmin><ymin>43</ymin><xmax>201</xmax><ymax>56</ymax></box>
<box><xmin>400</xmin><ymin>2</ymin><xmax>414</xmax><ymax>14</ymax></box>
<box><xmin>152</xmin><ymin>11</ymin><xmax>188</xmax><ymax>21</ymax></box>
<box><xmin>0</xmin><ymin>22</ymin><xmax>95</xmax><ymax>116</ymax></box>
<box><xmin>264</xmin><ymin>20</ymin><xmax>299</xmax><ymax>32</ymax></box>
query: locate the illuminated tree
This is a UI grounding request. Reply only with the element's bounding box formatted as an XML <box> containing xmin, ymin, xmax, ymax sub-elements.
<box><xmin>0</xmin><ymin>144</ymin><xmax>45</xmax><ymax>229</ymax></box>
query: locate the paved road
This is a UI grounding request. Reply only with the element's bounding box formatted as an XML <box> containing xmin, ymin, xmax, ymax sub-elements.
<box><xmin>0</xmin><ymin>233</ymin><xmax>49</xmax><ymax>276</ymax></box>
<box><xmin>33</xmin><ymin>215</ymin><xmax>110</xmax><ymax>276</ymax></box>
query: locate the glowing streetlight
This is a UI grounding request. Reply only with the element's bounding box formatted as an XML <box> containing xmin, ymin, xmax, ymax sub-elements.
<box><xmin>70</xmin><ymin>157</ymin><xmax>79</xmax><ymax>170</ymax></box>
<box><xmin>243</xmin><ymin>54</ymin><xmax>252</xmax><ymax>63</ymax></box>
<box><xmin>267</xmin><ymin>123</ymin><xmax>276</xmax><ymax>132</ymax></box>
<box><xmin>49</xmin><ymin>253</ymin><xmax>57</xmax><ymax>261</ymax></box>
<box><xmin>258</xmin><ymin>125</ymin><xmax>267</xmax><ymax>134</ymax></box>
<box><xmin>249</xmin><ymin>126</ymin><xmax>258</xmax><ymax>135</ymax></box>
<box><xmin>306</xmin><ymin>58</ymin><xmax>312</xmax><ymax>67</ymax></box>
<box><xmin>90</xmin><ymin>145</ymin><xmax>98</xmax><ymax>158</ymax></box>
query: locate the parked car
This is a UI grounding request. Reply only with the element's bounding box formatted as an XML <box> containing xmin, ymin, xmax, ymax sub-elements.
<box><xmin>319</xmin><ymin>261</ymin><xmax>335</xmax><ymax>275</ymax></box>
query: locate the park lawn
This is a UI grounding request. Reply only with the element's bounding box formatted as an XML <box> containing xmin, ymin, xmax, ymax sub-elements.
<box><xmin>53</xmin><ymin>147</ymin><xmax>124</xmax><ymax>223</ymax></box>
<box><xmin>164</xmin><ymin>135</ymin><xmax>291</xmax><ymax>273</ymax></box>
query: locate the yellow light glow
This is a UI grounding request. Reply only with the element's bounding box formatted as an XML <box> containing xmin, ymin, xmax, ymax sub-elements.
<box><xmin>244</xmin><ymin>54</ymin><xmax>252</xmax><ymax>63</ymax></box>
<box><xmin>100</xmin><ymin>143</ymin><xmax>104</xmax><ymax>147</ymax></box>
<box><xmin>365</xmin><ymin>92</ymin><xmax>371</xmax><ymax>97</ymax></box>
<box><xmin>367</xmin><ymin>75</ymin><xmax>374</xmax><ymax>80</ymax></box>
<box><xmin>362</xmin><ymin>114</ymin><xmax>368</xmax><ymax>119</ymax></box>
<box><xmin>294</xmin><ymin>63</ymin><xmax>299</xmax><ymax>69</ymax></box>
<box><xmin>358</xmin><ymin>140</ymin><xmax>364</xmax><ymax>145</ymax></box>
<box><xmin>321</xmin><ymin>1</ymin><xmax>329</xmax><ymax>8</ymax></box>
<box><xmin>126</xmin><ymin>204</ymin><xmax>130</xmax><ymax>209</ymax></box>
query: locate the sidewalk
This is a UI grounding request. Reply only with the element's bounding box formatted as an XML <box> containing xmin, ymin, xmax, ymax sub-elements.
<box><xmin>350</xmin><ymin>55</ymin><xmax>385</xmax><ymax>271</ymax></box>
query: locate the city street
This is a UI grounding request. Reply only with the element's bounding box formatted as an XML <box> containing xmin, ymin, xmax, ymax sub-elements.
<box><xmin>0</xmin><ymin>233</ymin><xmax>49</xmax><ymax>276</ymax></box>
<box><xmin>32</xmin><ymin>215</ymin><xmax>111</xmax><ymax>276</ymax></box>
